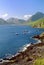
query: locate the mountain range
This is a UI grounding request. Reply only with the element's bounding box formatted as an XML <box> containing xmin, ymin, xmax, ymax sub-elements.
<box><xmin>7</xmin><ymin>18</ymin><xmax>26</xmax><ymax>24</ymax></box>
<box><xmin>0</xmin><ymin>12</ymin><xmax>44</xmax><ymax>28</ymax></box>
<box><xmin>0</xmin><ymin>18</ymin><xmax>26</xmax><ymax>24</ymax></box>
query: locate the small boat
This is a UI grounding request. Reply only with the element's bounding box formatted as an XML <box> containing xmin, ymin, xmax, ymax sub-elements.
<box><xmin>16</xmin><ymin>33</ymin><xmax>19</xmax><ymax>35</ymax></box>
<box><xmin>23</xmin><ymin>30</ymin><xmax>28</xmax><ymax>34</ymax></box>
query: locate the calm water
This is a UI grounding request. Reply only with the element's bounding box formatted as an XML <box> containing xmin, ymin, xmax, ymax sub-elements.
<box><xmin>0</xmin><ymin>25</ymin><xmax>44</xmax><ymax>58</ymax></box>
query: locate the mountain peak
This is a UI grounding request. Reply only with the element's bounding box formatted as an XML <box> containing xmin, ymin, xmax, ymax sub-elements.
<box><xmin>35</xmin><ymin>12</ymin><xmax>44</xmax><ymax>15</ymax></box>
<box><xmin>30</xmin><ymin>12</ymin><xmax>44</xmax><ymax>21</ymax></box>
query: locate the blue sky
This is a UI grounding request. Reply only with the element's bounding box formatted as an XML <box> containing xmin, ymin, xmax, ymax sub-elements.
<box><xmin>0</xmin><ymin>0</ymin><xmax>44</xmax><ymax>19</ymax></box>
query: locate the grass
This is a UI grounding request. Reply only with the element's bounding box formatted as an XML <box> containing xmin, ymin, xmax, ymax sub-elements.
<box><xmin>29</xmin><ymin>18</ymin><xmax>44</xmax><ymax>28</ymax></box>
<box><xmin>23</xmin><ymin>18</ymin><xmax>44</xmax><ymax>28</ymax></box>
<box><xmin>33</xmin><ymin>58</ymin><xmax>44</xmax><ymax>65</ymax></box>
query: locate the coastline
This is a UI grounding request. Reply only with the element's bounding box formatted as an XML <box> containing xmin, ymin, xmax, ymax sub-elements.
<box><xmin>0</xmin><ymin>42</ymin><xmax>44</xmax><ymax>65</ymax></box>
<box><xmin>0</xmin><ymin>32</ymin><xmax>44</xmax><ymax>65</ymax></box>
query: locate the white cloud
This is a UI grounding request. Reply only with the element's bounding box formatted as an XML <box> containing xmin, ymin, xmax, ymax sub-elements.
<box><xmin>0</xmin><ymin>13</ymin><xmax>8</xmax><ymax>19</ymax></box>
<box><xmin>23</xmin><ymin>15</ymin><xmax>32</xmax><ymax>20</ymax></box>
<box><xmin>1</xmin><ymin>13</ymin><xmax>8</xmax><ymax>18</ymax></box>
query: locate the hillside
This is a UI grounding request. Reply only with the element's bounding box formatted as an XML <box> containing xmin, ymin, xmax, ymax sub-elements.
<box><xmin>30</xmin><ymin>12</ymin><xmax>44</xmax><ymax>21</ymax></box>
<box><xmin>29</xmin><ymin>18</ymin><xmax>44</xmax><ymax>28</ymax></box>
<box><xmin>23</xmin><ymin>12</ymin><xmax>44</xmax><ymax>27</ymax></box>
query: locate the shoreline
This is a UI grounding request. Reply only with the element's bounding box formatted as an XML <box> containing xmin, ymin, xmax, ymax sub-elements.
<box><xmin>0</xmin><ymin>38</ymin><xmax>40</xmax><ymax>60</ymax></box>
<box><xmin>0</xmin><ymin>40</ymin><xmax>42</xmax><ymax>60</ymax></box>
<box><xmin>0</xmin><ymin>32</ymin><xmax>44</xmax><ymax>65</ymax></box>
<box><xmin>0</xmin><ymin>42</ymin><xmax>44</xmax><ymax>65</ymax></box>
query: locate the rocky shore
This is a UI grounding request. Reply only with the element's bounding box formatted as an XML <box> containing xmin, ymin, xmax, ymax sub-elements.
<box><xmin>0</xmin><ymin>32</ymin><xmax>44</xmax><ymax>65</ymax></box>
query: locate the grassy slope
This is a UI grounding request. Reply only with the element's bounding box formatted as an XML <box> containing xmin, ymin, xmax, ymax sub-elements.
<box><xmin>34</xmin><ymin>58</ymin><xmax>44</xmax><ymax>65</ymax></box>
<box><xmin>29</xmin><ymin>18</ymin><xmax>44</xmax><ymax>28</ymax></box>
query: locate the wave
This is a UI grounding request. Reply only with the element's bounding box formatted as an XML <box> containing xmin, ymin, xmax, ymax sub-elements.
<box><xmin>19</xmin><ymin>43</ymin><xmax>31</xmax><ymax>52</ymax></box>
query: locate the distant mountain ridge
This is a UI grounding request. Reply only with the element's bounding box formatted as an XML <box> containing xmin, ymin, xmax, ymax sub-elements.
<box><xmin>7</xmin><ymin>18</ymin><xmax>26</xmax><ymax>24</ymax></box>
<box><xmin>0</xmin><ymin>18</ymin><xmax>7</xmax><ymax>24</ymax></box>
<box><xmin>0</xmin><ymin>18</ymin><xmax>26</xmax><ymax>24</ymax></box>
<box><xmin>0</xmin><ymin>12</ymin><xmax>44</xmax><ymax>25</ymax></box>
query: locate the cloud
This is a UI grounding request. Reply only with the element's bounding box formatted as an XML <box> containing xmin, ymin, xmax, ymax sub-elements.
<box><xmin>23</xmin><ymin>15</ymin><xmax>32</xmax><ymax>20</ymax></box>
<box><xmin>1</xmin><ymin>13</ymin><xmax>8</xmax><ymax>18</ymax></box>
<box><xmin>0</xmin><ymin>13</ymin><xmax>8</xmax><ymax>19</ymax></box>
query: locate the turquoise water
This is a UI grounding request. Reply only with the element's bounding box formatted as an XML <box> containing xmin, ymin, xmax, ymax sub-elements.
<box><xmin>0</xmin><ymin>25</ymin><xmax>44</xmax><ymax>58</ymax></box>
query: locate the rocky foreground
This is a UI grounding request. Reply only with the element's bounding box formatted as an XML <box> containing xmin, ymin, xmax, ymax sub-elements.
<box><xmin>0</xmin><ymin>33</ymin><xmax>44</xmax><ymax>65</ymax></box>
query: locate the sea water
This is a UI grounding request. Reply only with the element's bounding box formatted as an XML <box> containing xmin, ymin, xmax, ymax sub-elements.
<box><xmin>0</xmin><ymin>25</ymin><xmax>44</xmax><ymax>58</ymax></box>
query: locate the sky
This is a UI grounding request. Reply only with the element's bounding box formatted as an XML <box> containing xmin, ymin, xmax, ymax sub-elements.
<box><xmin>0</xmin><ymin>0</ymin><xmax>44</xmax><ymax>20</ymax></box>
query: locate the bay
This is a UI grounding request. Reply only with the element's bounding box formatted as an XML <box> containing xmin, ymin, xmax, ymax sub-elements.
<box><xmin>0</xmin><ymin>25</ymin><xmax>44</xmax><ymax>58</ymax></box>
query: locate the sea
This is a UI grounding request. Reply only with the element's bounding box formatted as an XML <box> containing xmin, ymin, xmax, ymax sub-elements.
<box><xmin>0</xmin><ymin>25</ymin><xmax>44</xmax><ymax>58</ymax></box>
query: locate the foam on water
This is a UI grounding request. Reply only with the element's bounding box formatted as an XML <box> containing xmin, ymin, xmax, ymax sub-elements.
<box><xmin>19</xmin><ymin>43</ymin><xmax>31</xmax><ymax>52</ymax></box>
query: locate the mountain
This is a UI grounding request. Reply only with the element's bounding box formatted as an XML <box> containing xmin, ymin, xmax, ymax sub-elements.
<box><xmin>25</xmin><ymin>12</ymin><xmax>44</xmax><ymax>28</ymax></box>
<box><xmin>0</xmin><ymin>18</ymin><xmax>7</xmax><ymax>24</ymax></box>
<box><xmin>0</xmin><ymin>12</ymin><xmax>44</xmax><ymax>25</ymax></box>
<box><xmin>0</xmin><ymin>17</ymin><xmax>26</xmax><ymax>25</ymax></box>
<box><xmin>28</xmin><ymin>12</ymin><xmax>44</xmax><ymax>21</ymax></box>
<box><xmin>29</xmin><ymin>18</ymin><xmax>44</xmax><ymax>28</ymax></box>
<box><xmin>7</xmin><ymin>18</ymin><xmax>26</xmax><ymax>24</ymax></box>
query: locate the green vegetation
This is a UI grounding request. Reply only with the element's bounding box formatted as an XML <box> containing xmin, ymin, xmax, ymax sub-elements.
<box><xmin>29</xmin><ymin>18</ymin><xmax>44</xmax><ymax>28</ymax></box>
<box><xmin>23</xmin><ymin>12</ymin><xmax>44</xmax><ymax>28</ymax></box>
<box><xmin>34</xmin><ymin>58</ymin><xmax>44</xmax><ymax>65</ymax></box>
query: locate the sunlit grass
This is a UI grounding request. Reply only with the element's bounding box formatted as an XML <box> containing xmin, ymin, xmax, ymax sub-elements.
<box><xmin>25</xmin><ymin>18</ymin><xmax>44</xmax><ymax>28</ymax></box>
<box><xmin>33</xmin><ymin>58</ymin><xmax>44</xmax><ymax>65</ymax></box>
